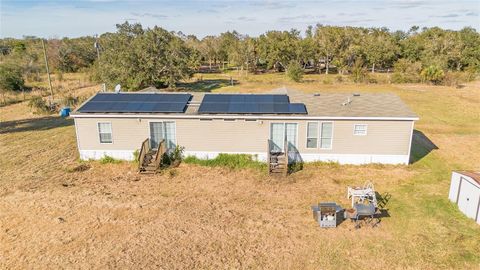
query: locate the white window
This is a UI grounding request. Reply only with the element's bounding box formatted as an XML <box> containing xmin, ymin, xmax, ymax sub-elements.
<box><xmin>306</xmin><ymin>122</ymin><xmax>318</xmax><ymax>148</ymax></box>
<box><xmin>354</xmin><ymin>124</ymin><xmax>368</xmax><ymax>136</ymax></box>
<box><xmin>320</xmin><ymin>122</ymin><xmax>333</xmax><ymax>149</ymax></box>
<box><xmin>98</xmin><ymin>122</ymin><xmax>112</xmax><ymax>144</ymax></box>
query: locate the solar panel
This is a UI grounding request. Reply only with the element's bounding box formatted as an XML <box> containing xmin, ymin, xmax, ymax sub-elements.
<box><xmin>198</xmin><ymin>94</ymin><xmax>307</xmax><ymax>114</ymax></box>
<box><xmin>288</xmin><ymin>103</ymin><xmax>307</xmax><ymax>114</ymax></box>
<box><xmin>77</xmin><ymin>93</ymin><xmax>192</xmax><ymax>113</ymax></box>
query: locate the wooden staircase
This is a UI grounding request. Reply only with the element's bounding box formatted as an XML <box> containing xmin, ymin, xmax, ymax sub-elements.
<box><xmin>138</xmin><ymin>138</ymin><xmax>166</xmax><ymax>174</ymax></box>
<box><xmin>268</xmin><ymin>139</ymin><xmax>288</xmax><ymax>176</ymax></box>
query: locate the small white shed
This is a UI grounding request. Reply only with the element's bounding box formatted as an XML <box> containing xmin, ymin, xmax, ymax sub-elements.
<box><xmin>448</xmin><ymin>171</ymin><xmax>480</xmax><ymax>224</ymax></box>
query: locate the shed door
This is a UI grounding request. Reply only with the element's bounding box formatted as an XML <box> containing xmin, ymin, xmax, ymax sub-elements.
<box><xmin>457</xmin><ymin>178</ymin><xmax>480</xmax><ymax>220</ymax></box>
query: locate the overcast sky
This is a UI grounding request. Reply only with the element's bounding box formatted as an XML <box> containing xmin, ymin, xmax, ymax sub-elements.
<box><xmin>1</xmin><ymin>0</ymin><xmax>479</xmax><ymax>38</ymax></box>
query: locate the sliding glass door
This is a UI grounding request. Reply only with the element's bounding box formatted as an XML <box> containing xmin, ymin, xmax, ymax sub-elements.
<box><xmin>149</xmin><ymin>122</ymin><xmax>176</xmax><ymax>150</ymax></box>
<box><xmin>270</xmin><ymin>123</ymin><xmax>297</xmax><ymax>152</ymax></box>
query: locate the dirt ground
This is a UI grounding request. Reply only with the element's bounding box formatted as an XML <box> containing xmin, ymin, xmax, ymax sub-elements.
<box><xmin>1</xmin><ymin>78</ymin><xmax>479</xmax><ymax>269</ymax></box>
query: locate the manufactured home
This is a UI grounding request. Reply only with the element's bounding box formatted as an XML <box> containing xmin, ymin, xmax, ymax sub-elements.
<box><xmin>71</xmin><ymin>88</ymin><xmax>418</xmax><ymax>167</ymax></box>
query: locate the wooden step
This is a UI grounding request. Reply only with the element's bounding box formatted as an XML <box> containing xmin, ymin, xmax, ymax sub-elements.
<box><xmin>139</xmin><ymin>170</ymin><xmax>156</xmax><ymax>174</ymax></box>
<box><xmin>271</xmin><ymin>161</ymin><xmax>286</xmax><ymax>165</ymax></box>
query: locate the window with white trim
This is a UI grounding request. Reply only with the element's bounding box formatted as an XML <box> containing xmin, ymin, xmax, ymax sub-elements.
<box><xmin>320</xmin><ymin>122</ymin><xmax>333</xmax><ymax>149</ymax></box>
<box><xmin>306</xmin><ymin>122</ymin><xmax>318</xmax><ymax>148</ymax></box>
<box><xmin>353</xmin><ymin>124</ymin><xmax>367</xmax><ymax>136</ymax></box>
<box><xmin>98</xmin><ymin>122</ymin><xmax>112</xmax><ymax>143</ymax></box>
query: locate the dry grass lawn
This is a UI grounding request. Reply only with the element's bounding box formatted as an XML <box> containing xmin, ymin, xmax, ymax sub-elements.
<box><xmin>0</xmin><ymin>74</ymin><xmax>479</xmax><ymax>269</ymax></box>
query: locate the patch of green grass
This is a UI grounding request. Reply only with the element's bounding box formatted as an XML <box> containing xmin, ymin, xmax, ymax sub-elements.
<box><xmin>183</xmin><ymin>153</ymin><xmax>267</xmax><ymax>171</ymax></box>
<box><xmin>308</xmin><ymin>160</ymin><xmax>341</xmax><ymax>167</ymax></box>
<box><xmin>99</xmin><ymin>155</ymin><xmax>122</xmax><ymax>164</ymax></box>
<box><xmin>132</xmin><ymin>150</ymin><xmax>140</xmax><ymax>164</ymax></box>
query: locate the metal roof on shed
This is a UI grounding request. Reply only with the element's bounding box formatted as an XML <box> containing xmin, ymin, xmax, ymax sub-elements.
<box><xmin>455</xmin><ymin>171</ymin><xmax>480</xmax><ymax>185</ymax></box>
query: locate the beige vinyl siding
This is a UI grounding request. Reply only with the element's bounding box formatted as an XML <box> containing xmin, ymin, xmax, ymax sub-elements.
<box><xmin>296</xmin><ymin>120</ymin><xmax>412</xmax><ymax>155</ymax></box>
<box><xmin>75</xmin><ymin>118</ymin><xmax>150</xmax><ymax>150</ymax></box>
<box><xmin>176</xmin><ymin>119</ymin><xmax>269</xmax><ymax>152</ymax></box>
<box><xmin>75</xmin><ymin>117</ymin><xmax>413</xmax><ymax>156</ymax></box>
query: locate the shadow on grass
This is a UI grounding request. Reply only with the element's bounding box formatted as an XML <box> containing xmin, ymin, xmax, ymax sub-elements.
<box><xmin>177</xmin><ymin>79</ymin><xmax>237</xmax><ymax>92</ymax></box>
<box><xmin>0</xmin><ymin>116</ymin><xmax>73</xmax><ymax>134</ymax></box>
<box><xmin>410</xmin><ymin>129</ymin><xmax>438</xmax><ymax>164</ymax></box>
<box><xmin>0</xmin><ymin>99</ymin><xmax>24</xmax><ymax>108</ymax></box>
<box><xmin>375</xmin><ymin>191</ymin><xmax>392</xmax><ymax>219</ymax></box>
<box><xmin>287</xmin><ymin>143</ymin><xmax>304</xmax><ymax>175</ymax></box>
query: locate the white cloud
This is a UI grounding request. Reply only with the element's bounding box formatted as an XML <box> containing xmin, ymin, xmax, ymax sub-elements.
<box><xmin>1</xmin><ymin>0</ymin><xmax>479</xmax><ymax>38</ymax></box>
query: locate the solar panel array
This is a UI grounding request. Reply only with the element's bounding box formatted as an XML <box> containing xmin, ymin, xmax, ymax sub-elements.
<box><xmin>198</xmin><ymin>94</ymin><xmax>307</xmax><ymax>114</ymax></box>
<box><xmin>77</xmin><ymin>93</ymin><xmax>192</xmax><ymax>113</ymax></box>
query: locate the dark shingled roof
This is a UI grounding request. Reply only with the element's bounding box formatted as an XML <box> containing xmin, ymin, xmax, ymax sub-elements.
<box><xmin>74</xmin><ymin>87</ymin><xmax>418</xmax><ymax>120</ymax></box>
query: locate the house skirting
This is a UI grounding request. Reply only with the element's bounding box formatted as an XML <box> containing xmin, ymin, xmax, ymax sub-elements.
<box><xmin>184</xmin><ymin>151</ymin><xmax>409</xmax><ymax>165</ymax></box>
<box><xmin>79</xmin><ymin>150</ymin><xmax>136</xmax><ymax>161</ymax></box>
<box><xmin>79</xmin><ymin>150</ymin><xmax>409</xmax><ymax>165</ymax></box>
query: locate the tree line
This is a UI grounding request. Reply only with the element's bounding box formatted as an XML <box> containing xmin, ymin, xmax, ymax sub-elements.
<box><xmin>1</xmin><ymin>22</ymin><xmax>479</xmax><ymax>92</ymax></box>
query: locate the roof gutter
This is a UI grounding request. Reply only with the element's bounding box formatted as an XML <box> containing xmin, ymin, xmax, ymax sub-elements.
<box><xmin>70</xmin><ymin>113</ymin><xmax>419</xmax><ymax>121</ymax></box>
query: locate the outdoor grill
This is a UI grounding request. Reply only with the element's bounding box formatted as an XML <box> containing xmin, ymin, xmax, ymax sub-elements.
<box><xmin>311</xmin><ymin>202</ymin><xmax>344</xmax><ymax>228</ymax></box>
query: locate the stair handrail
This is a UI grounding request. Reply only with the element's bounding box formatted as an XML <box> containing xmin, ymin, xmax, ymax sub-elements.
<box><xmin>267</xmin><ymin>139</ymin><xmax>272</xmax><ymax>173</ymax></box>
<box><xmin>153</xmin><ymin>139</ymin><xmax>166</xmax><ymax>169</ymax></box>
<box><xmin>138</xmin><ymin>138</ymin><xmax>150</xmax><ymax>170</ymax></box>
<box><xmin>283</xmin><ymin>138</ymin><xmax>288</xmax><ymax>176</ymax></box>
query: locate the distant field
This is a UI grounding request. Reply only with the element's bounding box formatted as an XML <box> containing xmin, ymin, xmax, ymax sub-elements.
<box><xmin>0</xmin><ymin>74</ymin><xmax>479</xmax><ymax>269</ymax></box>
<box><xmin>1</xmin><ymin>72</ymin><xmax>99</xmax><ymax>108</ymax></box>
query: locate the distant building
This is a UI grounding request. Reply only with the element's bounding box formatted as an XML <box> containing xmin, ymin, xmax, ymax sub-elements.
<box><xmin>70</xmin><ymin>88</ymin><xmax>418</xmax><ymax>165</ymax></box>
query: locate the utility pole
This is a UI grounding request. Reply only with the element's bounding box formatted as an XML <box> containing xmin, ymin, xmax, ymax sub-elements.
<box><xmin>41</xmin><ymin>39</ymin><xmax>54</xmax><ymax>107</ymax></box>
<box><xmin>94</xmin><ymin>34</ymin><xmax>100</xmax><ymax>60</ymax></box>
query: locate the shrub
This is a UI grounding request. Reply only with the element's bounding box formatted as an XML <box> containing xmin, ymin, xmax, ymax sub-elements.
<box><xmin>351</xmin><ymin>59</ymin><xmax>368</xmax><ymax>83</ymax></box>
<box><xmin>168</xmin><ymin>169</ymin><xmax>178</xmax><ymax>178</ymax></box>
<box><xmin>62</xmin><ymin>94</ymin><xmax>78</xmax><ymax>107</ymax></box>
<box><xmin>28</xmin><ymin>96</ymin><xmax>49</xmax><ymax>113</ymax></box>
<box><xmin>0</xmin><ymin>63</ymin><xmax>25</xmax><ymax>92</ymax></box>
<box><xmin>421</xmin><ymin>65</ymin><xmax>445</xmax><ymax>85</ymax></box>
<box><xmin>367</xmin><ymin>77</ymin><xmax>378</xmax><ymax>84</ymax></box>
<box><xmin>0</xmin><ymin>63</ymin><xmax>25</xmax><ymax>103</ymax></box>
<box><xmin>133</xmin><ymin>150</ymin><xmax>140</xmax><ymax>162</ymax></box>
<box><xmin>443</xmin><ymin>71</ymin><xmax>477</xmax><ymax>87</ymax></box>
<box><xmin>288</xmin><ymin>162</ymin><xmax>304</xmax><ymax>174</ymax></box>
<box><xmin>286</xmin><ymin>61</ymin><xmax>304</xmax><ymax>82</ymax></box>
<box><xmin>99</xmin><ymin>155</ymin><xmax>122</xmax><ymax>164</ymax></box>
<box><xmin>162</xmin><ymin>145</ymin><xmax>185</xmax><ymax>167</ymax></box>
<box><xmin>56</xmin><ymin>71</ymin><xmax>64</xmax><ymax>82</ymax></box>
<box><xmin>183</xmin><ymin>153</ymin><xmax>267</xmax><ymax>171</ymax></box>
<box><xmin>335</xmin><ymin>75</ymin><xmax>344</xmax><ymax>83</ymax></box>
<box><xmin>66</xmin><ymin>164</ymin><xmax>90</xmax><ymax>173</ymax></box>
<box><xmin>170</xmin><ymin>145</ymin><xmax>185</xmax><ymax>162</ymax></box>
<box><xmin>322</xmin><ymin>78</ymin><xmax>333</xmax><ymax>84</ymax></box>
<box><xmin>391</xmin><ymin>59</ymin><xmax>422</xmax><ymax>83</ymax></box>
